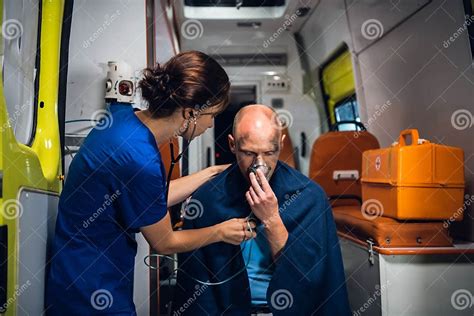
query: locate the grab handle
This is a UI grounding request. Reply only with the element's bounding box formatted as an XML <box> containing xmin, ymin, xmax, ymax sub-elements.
<box><xmin>398</xmin><ymin>129</ymin><xmax>419</xmax><ymax>147</ymax></box>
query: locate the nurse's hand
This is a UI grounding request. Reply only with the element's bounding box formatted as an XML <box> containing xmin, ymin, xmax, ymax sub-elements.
<box><xmin>215</xmin><ymin>218</ymin><xmax>257</xmax><ymax>245</ymax></box>
<box><xmin>167</xmin><ymin>164</ymin><xmax>231</xmax><ymax>207</ymax></box>
<box><xmin>207</xmin><ymin>164</ymin><xmax>231</xmax><ymax>178</ymax></box>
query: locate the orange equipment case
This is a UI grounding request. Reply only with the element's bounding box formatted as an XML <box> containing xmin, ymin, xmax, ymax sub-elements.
<box><xmin>361</xmin><ymin>129</ymin><xmax>465</xmax><ymax>221</ymax></box>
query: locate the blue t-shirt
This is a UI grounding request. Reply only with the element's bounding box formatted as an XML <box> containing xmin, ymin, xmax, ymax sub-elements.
<box><xmin>241</xmin><ymin>224</ymin><xmax>274</xmax><ymax>307</ymax></box>
<box><xmin>46</xmin><ymin>103</ymin><xmax>167</xmax><ymax>315</ymax></box>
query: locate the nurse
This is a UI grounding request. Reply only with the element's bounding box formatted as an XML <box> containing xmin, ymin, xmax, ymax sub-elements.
<box><xmin>45</xmin><ymin>51</ymin><xmax>255</xmax><ymax>315</ymax></box>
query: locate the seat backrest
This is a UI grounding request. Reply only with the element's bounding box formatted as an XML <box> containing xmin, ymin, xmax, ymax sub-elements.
<box><xmin>309</xmin><ymin>130</ymin><xmax>379</xmax><ymax>206</ymax></box>
<box><xmin>278</xmin><ymin>127</ymin><xmax>296</xmax><ymax>169</ymax></box>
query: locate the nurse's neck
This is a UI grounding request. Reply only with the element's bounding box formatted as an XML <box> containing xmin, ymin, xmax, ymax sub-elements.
<box><xmin>135</xmin><ymin>109</ymin><xmax>182</xmax><ymax>145</ymax></box>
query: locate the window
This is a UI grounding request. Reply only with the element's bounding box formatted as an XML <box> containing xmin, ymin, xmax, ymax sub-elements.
<box><xmin>464</xmin><ymin>0</ymin><xmax>474</xmax><ymax>58</ymax></box>
<box><xmin>334</xmin><ymin>95</ymin><xmax>361</xmax><ymax>131</ymax></box>
<box><xmin>185</xmin><ymin>0</ymin><xmax>285</xmax><ymax>7</ymax></box>
<box><xmin>320</xmin><ymin>44</ymin><xmax>360</xmax><ymax>131</ymax></box>
<box><xmin>2</xmin><ymin>0</ymin><xmax>40</xmax><ymax>145</ymax></box>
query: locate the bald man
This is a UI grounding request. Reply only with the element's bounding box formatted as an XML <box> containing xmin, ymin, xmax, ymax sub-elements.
<box><xmin>173</xmin><ymin>105</ymin><xmax>350</xmax><ymax>316</ymax></box>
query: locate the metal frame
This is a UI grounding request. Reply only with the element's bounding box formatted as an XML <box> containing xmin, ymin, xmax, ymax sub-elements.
<box><xmin>0</xmin><ymin>1</ymin><xmax>64</xmax><ymax>315</ymax></box>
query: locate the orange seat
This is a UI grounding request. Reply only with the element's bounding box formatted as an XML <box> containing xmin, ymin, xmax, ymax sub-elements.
<box><xmin>279</xmin><ymin>127</ymin><xmax>296</xmax><ymax>169</ymax></box>
<box><xmin>309</xmin><ymin>127</ymin><xmax>379</xmax><ymax>207</ymax></box>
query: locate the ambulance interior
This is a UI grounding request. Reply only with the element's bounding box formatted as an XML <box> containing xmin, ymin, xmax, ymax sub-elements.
<box><xmin>0</xmin><ymin>0</ymin><xmax>473</xmax><ymax>315</ymax></box>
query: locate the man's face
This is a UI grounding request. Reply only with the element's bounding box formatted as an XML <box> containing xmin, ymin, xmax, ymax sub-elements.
<box><xmin>228</xmin><ymin>130</ymin><xmax>283</xmax><ymax>183</ymax></box>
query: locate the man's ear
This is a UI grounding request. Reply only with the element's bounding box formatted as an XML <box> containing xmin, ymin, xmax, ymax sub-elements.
<box><xmin>280</xmin><ymin>134</ymin><xmax>286</xmax><ymax>150</ymax></box>
<box><xmin>228</xmin><ymin>134</ymin><xmax>236</xmax><ymax>153</ymax></box>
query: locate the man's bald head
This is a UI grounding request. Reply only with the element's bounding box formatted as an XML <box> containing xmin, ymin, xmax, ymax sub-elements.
<box><xmin>228</xmin><ymin>104</ymin><xmax>285</xmax><ymax>181</ymax></box>
<box><xmin>232</xmin><ymin>104</ymin><xmax>282</xmax><ymax>141</ymax></box>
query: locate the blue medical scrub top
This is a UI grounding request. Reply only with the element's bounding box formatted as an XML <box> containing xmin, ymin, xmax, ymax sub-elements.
<box><xmin>46</xmin><ymin>103</ymin><xmax>167</xmax><ymax>315</ymax></box>
<box><xmin>241</xmin><ymin>224</ymin><xmax>274</xmax><ymax>307</ymax></box>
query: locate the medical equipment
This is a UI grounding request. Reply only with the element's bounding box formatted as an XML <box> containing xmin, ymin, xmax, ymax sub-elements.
<box><xmin>247</xmin><ymin>158</ymin><xmax>272</xmax><ymax>187</ymax></box>
<box><xmin>164</xmin><ymin>111</ymin><xmax>198</xmax><ymax>201</ymax></box>
<box><xmin>362</xmin><ymin>129</ymin><xmax>465</xmax><ymax>220</ymax></box>
<box><xmin>105</xmin><ymin>61</ymin><xmax>137</xmax><ymax>103</ymax></box>
<box><xmin>144</xmin><ymin>215</ymin><xmax>256</xmax><ymax>286</ymax></box>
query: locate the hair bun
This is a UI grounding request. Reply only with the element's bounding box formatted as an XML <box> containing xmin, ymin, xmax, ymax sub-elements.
<box><xmin>140</xmin><ymin>64</ymin><xmax>174</xmax><ymax>105</ymax></box>
<box><xmin>138</xmin><ymin>51</ymin><xmax>230</xmax><ymax>118</ymax></box>
<box><xmin>156</xmin><ymin>72</ymin><xmax>171</xmax><ymax>95</ymax></box>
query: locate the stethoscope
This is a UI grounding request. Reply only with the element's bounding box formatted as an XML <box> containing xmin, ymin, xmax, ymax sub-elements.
<box><xmin>143</xmin><ymin>111</ymin><xmax>256</xmax><ymax>286</ymax></box>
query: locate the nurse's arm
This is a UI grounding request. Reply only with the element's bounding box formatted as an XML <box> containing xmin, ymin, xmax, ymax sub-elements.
<box><xmin>140</xmin><ymin>212</ymin><xmax>256</xmax><ymax>254</ymax></box>
<box><xmin>167</xmin><ymin>164</ymin><xmax>230</xmax><ymax>206</ymax></box>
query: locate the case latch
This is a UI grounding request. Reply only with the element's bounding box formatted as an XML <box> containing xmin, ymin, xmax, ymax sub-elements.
<box><xmin>367</xmin><ymin>239</ymin><xmax>375</xmax><ymax>265</ymax></box>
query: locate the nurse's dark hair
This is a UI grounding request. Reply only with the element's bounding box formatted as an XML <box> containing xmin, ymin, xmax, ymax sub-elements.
<box><xmin>139</xmin><ymin>51</ymin><xmax>230</xmax><ymax>118</ymax></box>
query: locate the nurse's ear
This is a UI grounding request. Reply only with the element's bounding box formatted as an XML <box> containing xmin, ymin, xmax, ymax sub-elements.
<box><xmin>228</xmin><ymin>134</ymin><xmax>236</xmax><ymax>154</ymax></box>
<box><xmin>182</xmin><ymin>108</ymin><xmax>196</xmax><ymax>120</ymax></box>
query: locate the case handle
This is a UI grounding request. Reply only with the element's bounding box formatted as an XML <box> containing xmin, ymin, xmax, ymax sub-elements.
<box><xmin>398</xmin><ymin>129</ymin><xmax>419</xmax><ymax>147</ymax></box>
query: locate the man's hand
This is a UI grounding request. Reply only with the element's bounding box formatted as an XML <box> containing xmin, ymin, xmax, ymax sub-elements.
<box><xmin>245</xmin><ymin>169</ymin><xmax>288</xmax><ymax>258</ymax></box>
<box><xmin>245</xmin><ymin>169</ymin><xmax>279</xmax><ymax>222</ymax></box>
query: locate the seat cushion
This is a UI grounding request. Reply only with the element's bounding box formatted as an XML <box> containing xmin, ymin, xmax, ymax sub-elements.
<box><xmin>333</xmin><ymin>206</ymin><xmax>453</xmax><ymax>247</ymax></box>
